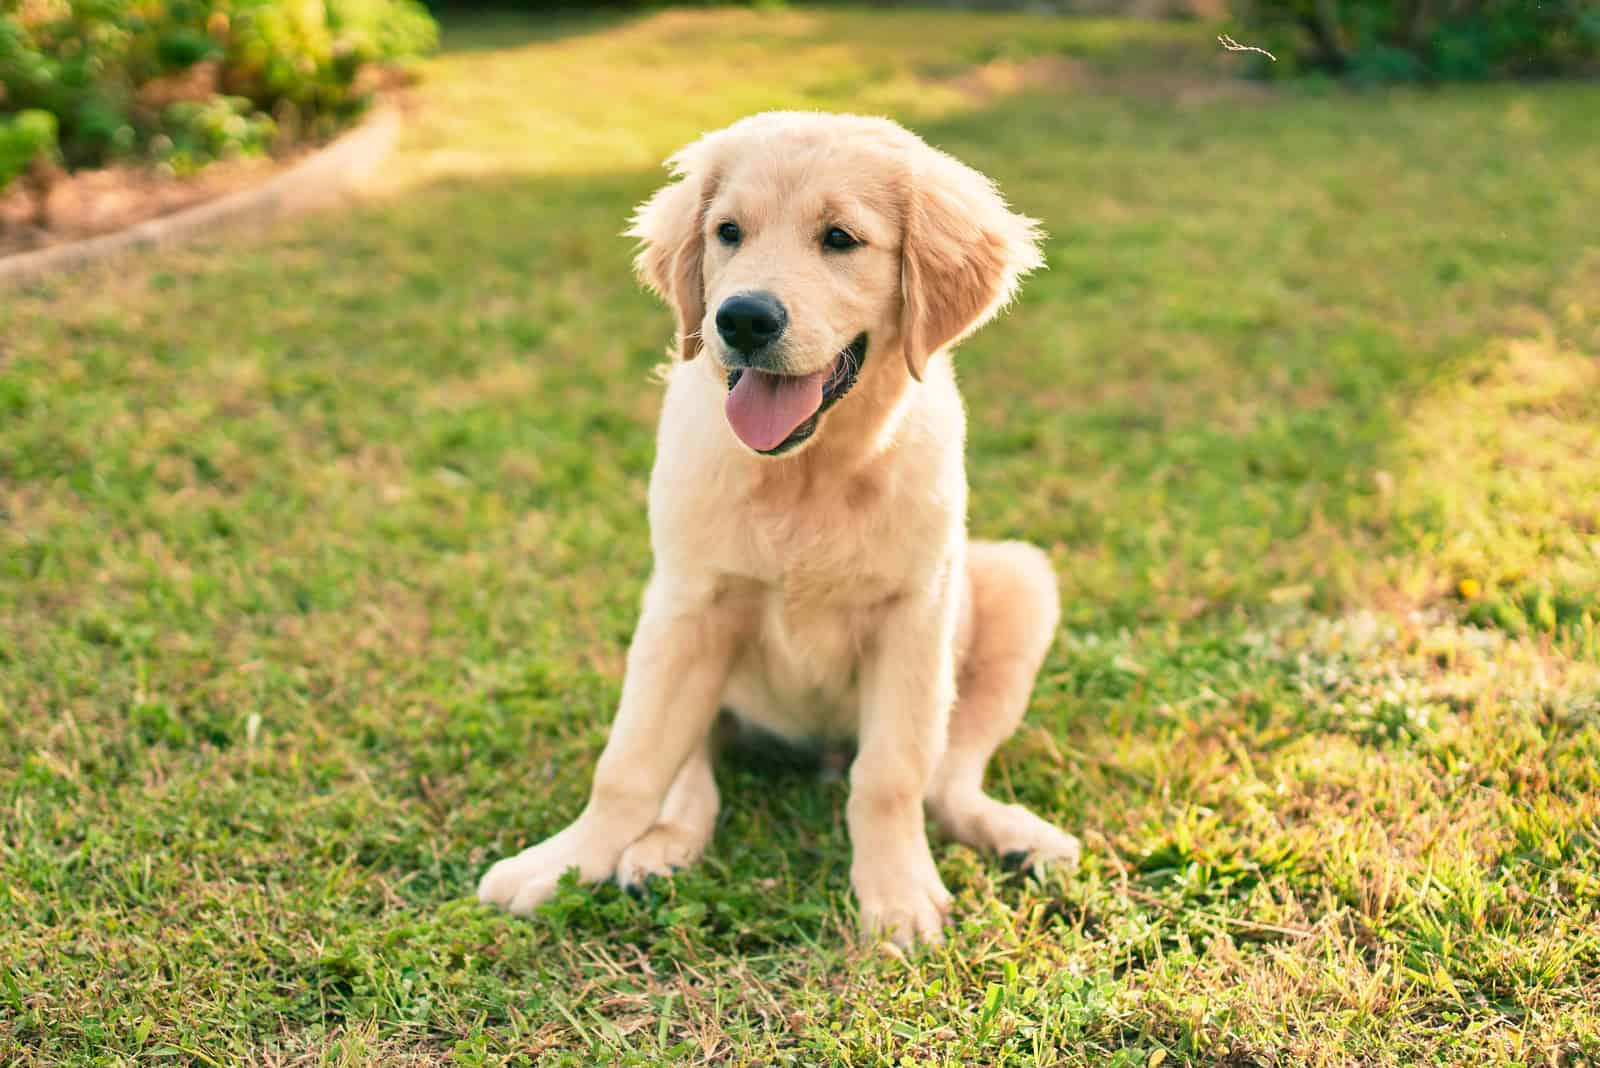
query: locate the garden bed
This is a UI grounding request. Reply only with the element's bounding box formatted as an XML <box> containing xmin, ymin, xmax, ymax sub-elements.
<box><xmin>0</xmin><ymin>0</ymin><xmax>435</xmax><ymax>264</ymax></box>
<box><xmin>0</xmin><ymin>101</ymin><xmax>399</xmax><ymax>284</ymax></box>
<box><xmin>0</xmin><ymin>149</ymin><xmax>308</xmax><ymax>258</ymax></box>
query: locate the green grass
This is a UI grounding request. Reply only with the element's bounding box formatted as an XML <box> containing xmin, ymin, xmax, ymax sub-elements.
<box><xmin>4</xmin><ymin>7</ymin><xmax>1600</xmax><ymax>1065</ymax></box>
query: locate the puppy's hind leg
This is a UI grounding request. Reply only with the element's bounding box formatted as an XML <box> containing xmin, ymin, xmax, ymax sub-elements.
<box><xmin>615</xmin><ymin>734</ymin><xmax>719</xmax><ymax>889</ymax></box>
<box><xmin>925</xmin><ymin>541</ymin><xmax>1080</xmax><ymax>872</ymax></box>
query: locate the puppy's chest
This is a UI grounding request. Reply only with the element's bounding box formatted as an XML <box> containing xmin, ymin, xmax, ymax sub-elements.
<box><xmin>728</xmin><ymin>471</ymin><xmax>909</xmax><ymax>580</ymax></box>
<box><xmin>731</xmin><ymin>576</ymin><xmax>900</xmax><ymax>733</ymax></box>
<box><xmin>730</xmin><ymin>495</ymin><xmax>910</xmax><ymax>700</ymax></box>
<box><xmin>740</xmin><ymin>516</ymin><xmax>902</xmax><ymax>636</ymax></box>
<box><xmin>765</xmin><ymin>565</ymin><xmax>897</xmax><ymax>640</ymax></box>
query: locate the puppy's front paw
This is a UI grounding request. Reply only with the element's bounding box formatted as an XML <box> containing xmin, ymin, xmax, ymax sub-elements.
<box><xmin>477</xmin><ymin>826</ymin><xmax>616</xmax><ymax>914</ymax></box>
<box><xmin>477</xmin><ymin>848</ymin><xmax>567</xmax><ymax>914</ymax></box>
<box><xmin>852</xmin><ymin>852</ymin><xmax>953</xmax><ymax>949</ymax></box>
<box><xmin>615</xmin><ymin>822</ymin><xmax>708</xmax><ymax>890</ymax></box>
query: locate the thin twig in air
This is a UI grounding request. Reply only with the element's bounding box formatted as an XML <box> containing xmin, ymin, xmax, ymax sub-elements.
<box><xmin>1218</xmin><ymin>33</ymin><xmax>1277</xmax><ymax>61</ymax></box>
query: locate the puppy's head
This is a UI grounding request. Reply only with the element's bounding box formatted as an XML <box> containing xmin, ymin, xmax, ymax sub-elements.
<box><xmin>630</xmin><ymin>112</ymin><xmax>1040</xmax><ymax>456</ymax></box>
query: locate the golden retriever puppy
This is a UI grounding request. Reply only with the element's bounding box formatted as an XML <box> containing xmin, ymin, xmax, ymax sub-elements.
<box><xmin>478</xmin><ymin>111</ymin><xmax>1079</xmax><ymax>946</ymax></box>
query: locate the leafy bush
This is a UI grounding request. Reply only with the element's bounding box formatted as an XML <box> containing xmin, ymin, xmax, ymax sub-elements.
<box><xmin>331</xmin><ymin>0</ymin><xmax>442</xmax><ymax>65</ymax></box>
<box><xmin>157</xmin><ymin>95</ymin><xmax>278</xmax><ymax>174</ymax></box>
<box><xmin>1226</xmin><ymin>0</ymin><xmax>1600</xmax><ymax>81</ymax></box>
<box><xmin>0</xmin><ymin>108</ymin><xmax>58</xmax><ymax>189</ymax></box>
<box><xmin>417</xmin><ymin>0</ymin><xmax>771</xmax><ymax>9</ymax></box>
<box><xmin>0</xmin><ymin>0</ymin><xmax>437</xmax><ymax>186</ymax></box>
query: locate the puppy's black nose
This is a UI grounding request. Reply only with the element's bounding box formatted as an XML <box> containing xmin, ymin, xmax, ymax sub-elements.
<box><xmin>715</xmin><ymin>292</ymin><xmax>787</xmax><ymax>357</ymax></box>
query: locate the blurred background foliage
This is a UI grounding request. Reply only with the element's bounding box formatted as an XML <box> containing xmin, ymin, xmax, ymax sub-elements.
<box><xmin>1</xmin><ymin>0</ymin><xmax>1595</xmax><ymax>194</ymax></box>
<box><xmin>0</xmin><ymin>0</ymin><xmax>438</xmax><ymax>185</ymax></box>
<box><xmin>410</xmin><ymin>0</ymin><xmax>1599</xmax><ymax>82</ymax></box>
<box><xmin>1228</xmin><ymin>0</ymin><xmax>1600</xmax><ymax>82</ymax></box>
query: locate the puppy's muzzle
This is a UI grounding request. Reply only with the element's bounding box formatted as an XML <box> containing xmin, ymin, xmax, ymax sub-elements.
<box><xmin>715</xmin><ymin>292</ymin><xmax>788</xmax><ymax>364</ymax></box>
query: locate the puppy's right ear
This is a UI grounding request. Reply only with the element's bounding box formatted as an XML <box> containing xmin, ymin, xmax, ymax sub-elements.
<box><xmin>628</xmin><ymin>140</ymin><xmax>719</xmax><ymax>362</ymax></box>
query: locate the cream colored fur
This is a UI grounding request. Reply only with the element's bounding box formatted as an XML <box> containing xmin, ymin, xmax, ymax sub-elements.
<box><xmin>478</xmin><ymin>112</ymin><xmax>1079</xmax><ymax>947</ymax></box>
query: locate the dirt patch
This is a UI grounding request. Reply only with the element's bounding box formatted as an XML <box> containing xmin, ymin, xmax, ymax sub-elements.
<box><xmin>941</xmin><ymin>55</ymin><xmax>1088</xmax><ymax>103</ymax></box>
<box><xmin>932</xmin><ymin>52</ymin><xmax>1277</xmax><ymax>107</ymax></box>
<box><xmin>1106</xmin><ymin>70</ymin><xmax>1279</xmax><ymax>105</ymax></box>
<box><xmin>0</xmin><ymin>152</ymin><xmax>315</xmax><ymax>258</ymax></box>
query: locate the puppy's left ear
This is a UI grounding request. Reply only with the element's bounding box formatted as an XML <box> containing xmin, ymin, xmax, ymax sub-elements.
<box><xmin>628</xmin><ymin>138</ymin><xmax>721</xmax><ymax>362</ymax></box>
<box><xmin>900</xmin><ymin>145</ymin><xmax>1043</xmax><ymax>381</ymax></box>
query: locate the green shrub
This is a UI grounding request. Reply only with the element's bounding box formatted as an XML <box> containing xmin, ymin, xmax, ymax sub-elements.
<box><xmin>0</xmin><ymin>108</ymin><xmax>59</xmax><ymax>191</ymax></box>
<box><xmin>1226</xmin><ymin>0</ymin><xmax>1600</xmax><ymax>81</ymax></box>
<box><xmin>330</xmin><ymin>0</ymin><xmax>440</xmax><ymax>65</ymax></box>
<box><xmin>0</xmin><ymin>0</ymin><xmax>437</xmax><ymax>174</ymax></box>
<box><xmin>157</xmin><ymin>95</ymin><xmax>277</xmax><ymax>174</ymax></box>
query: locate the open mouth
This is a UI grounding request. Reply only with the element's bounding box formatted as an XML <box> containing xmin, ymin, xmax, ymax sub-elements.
<box><xmin>724</xmin><ymin>333</ymin><xmax>868</xmax><ymax>455</ymax></box>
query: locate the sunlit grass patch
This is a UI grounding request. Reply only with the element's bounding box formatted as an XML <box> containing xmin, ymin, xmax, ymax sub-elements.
<box><xmin>1384</xmin><ymin>274</ymin><xmax>1600</xmax><ymax>634</ymax></box>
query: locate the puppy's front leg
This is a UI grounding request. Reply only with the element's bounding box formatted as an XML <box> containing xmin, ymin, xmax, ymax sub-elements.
<box><xmin>850</xmin><ymin>579</ymin><xmax>959</xmax><ymax>947</ymax></box>
<box><xmin>478</xmin><ymin>578</ymin><xmax>735</xmax><ymax>914</ymax></box>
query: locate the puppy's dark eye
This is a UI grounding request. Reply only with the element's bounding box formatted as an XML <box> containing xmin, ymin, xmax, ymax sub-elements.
<box><xmin>717</xmin><ymin>221</ymin><xmax>741</xmax><ymax>246</ymax></box>
<box><xmin>823</xmin><ymin>227</ymin><xmax>860</xmax><ymax>251</ymax></box>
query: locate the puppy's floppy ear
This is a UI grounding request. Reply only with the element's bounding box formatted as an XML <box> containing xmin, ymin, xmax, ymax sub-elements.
<box><xmin>628</xmin><ymin>138</ymin><xmax>721</xmax><ymax>362</ymax></box>
<box><xmin>899</xmin><ymin>144</ymin><xmax>1043</xmax><ymax>381</ymax></box>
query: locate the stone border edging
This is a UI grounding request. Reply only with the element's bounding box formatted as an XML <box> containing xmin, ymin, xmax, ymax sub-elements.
<box><xmin>0</xmin><ymin>102</ymin><xmax>400</xmax><ymax>287</ymax></box>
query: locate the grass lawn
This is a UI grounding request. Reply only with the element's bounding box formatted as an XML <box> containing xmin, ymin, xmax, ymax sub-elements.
<box><xmin>4</xmin><ymin>7</ymin><xmax>1600</xmax><ymax>1065</ymax></box>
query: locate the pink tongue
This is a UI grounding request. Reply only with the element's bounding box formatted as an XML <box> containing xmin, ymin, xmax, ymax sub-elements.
<box><xmin>725</xmin><ymin>368</ymin><xmax>828</xmax><ymax>452</ymax></box>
